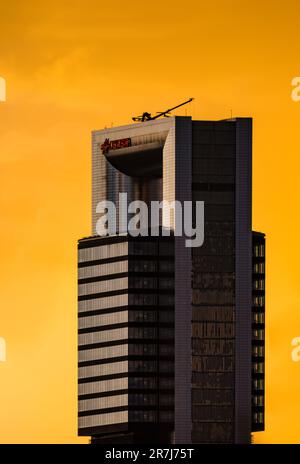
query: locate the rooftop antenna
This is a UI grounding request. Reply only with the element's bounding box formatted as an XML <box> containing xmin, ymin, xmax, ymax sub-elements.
<box><xmin>132</xmin><ymin>98</ymin><xmax>194</xmax><ymax>122</ymax></box>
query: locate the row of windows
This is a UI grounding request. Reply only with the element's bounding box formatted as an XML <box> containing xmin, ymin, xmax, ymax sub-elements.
<box><xmin>252</xmin><ymin>362</ymin><xmax>264</xmax><ymax>374</ymax></box>
<box><xmin>253</xmin><ymin>312</ymin><xmax>264</xmax><ymax>324</ymax></box>
<box><xmin>192</xmin><ymin>372</ymin><xmax>234</xmax><ymax>389</ymax></box>
<box><xmin>130</xmin><ymin>242</ymin><xmax>173</xmax><ymax>256</ymax></box>
<box><xmin>129</xmin><ymin>310</ymin><xmax>174</xmax><ymax>323</ymax></box>
<box><xmin>192</xmin><ymin>388</ymin><xmax>234</xmax><ymax>405</ymax></box>
<box><xmin>129</xmin><ymin>393</ymin><xmax>156</xmax><ymax>406</ymax></box>
<box><xmin>192</xmin><ymin>405</ymin><xmax>233</xmax><ymax>422</ymax></box>
<box><xmin>192</xmin><ymin>356</ymin><xmax>234</xmax><ymax>373</ymax></box>
<box><xmin>129</xmin><ymin>360</ymin><xmax>174</xmax><ymax>373</ymax></box>
<box><xmin>253</xmin><ymin>329</ymin><xmax>264</xmax><ymax>341</ymax></box>
<box><xmin>130</xmin><ymin>131</ymin><xmax>168</xmax><ymax>148</ymax></box>
<box><xmin>192</xmin><ymin>307</ymin><xmax>234</xmax><ymax>323</ymax></box>
<box><xmin>79</xmin><ymin>258</ymin><xmax>174</xmax><ymax>278</ymax></box>
<box><xmin>192</xmin><ymin>255</ymin><xmax>235</xmax><ymax>273</ymax></box>
<box><xmin>79</xmin><ymin>310</ymin><xmax>128</xmax><ymax>331</ymax></box>
<box><xmin>78</xmin><ymin>344</ymin><xmax>128</xmax><ymax>363</ymax></box>
<box><xmin>79</xmin><ymin>259</ymin><xmax>128</xmax><ymax>280</ymax></box>
<box><xmin>79</xmin><ymin>292</ymin><xmax>175</xmax><ymax>314</ymax></box>
<box><xmin>252</xmin><ymin>395</ymin><xmax>264</xmax><ymax>407</ymax></box>
<box><xmin>192</xmin><ymin>322</ymin><xmax>234</xmax><ymax>338</ymax></box>
<box><xmin>253</xmin><ymin>412</ymin><xmax>264</xmax><ymax>423</ymax></box>
<box><xmin>79</xmin><ymin>377</ymin><xmax>128</xmax><ymax>396</ymax></box>
<box><xmin>128</xmin><ymin>377</ymin><xmax>174</xmax><ymax>389</ymax></box>
<box><xmin>79</xmin><ymin>410</ymin><xmax>128</xmax><ymax>429</ymax></box>
<box><xmin>192</xmin><ymin>289</ymin><xmax>234</xmax><ymax>306</ymax></box>
<box><xmin>192</xmin><ymin>339</ymin><xmax>234</xmax><ymax>356</ymax></box>
<box><xmin>252</xmin><ymin>346</ymin><xmax>264</xmax><ymax>357</ymax></box>
<box><xmin>129</xmin><ymin>260</ymin><xmax>174</xmax><ymax>273</ymax></box>
<box><xmin>79</xmin><ymin>242</ymin><xmax>128</xmax><ymax>264</ymax></box>
<box><xmin>79</xmin><ymin>277</ymin><xmax>128</xmax><ymax>297</ymax></box>
<box><xmin>129</xmin><ymin>394</ymin><xmax>173</xmax><ymax>406</ymax></box>
<box><xmin>79</xmin><ymin>394</ymin><xmax>127</xmax><ymax>413</ymax></box>
<box><xmin>129</xmin><ymin>294</ymin><xmax>174</xmax><ymax>306</ymax></box>
<box><xmin>79</xmin><ymin>326</ymin><xmax>174</xmax><ymax>351</ymax></box>
<box><xmin>253</xmin><ymin>279</ymin><xmax>265</xmax><ymax>291</ymax></box>
<box><xmin>129</xmin><ymin>277</ymin><xmax>174</xmax><ymax>290</ymax></box>
<box><xmin>193</xmin><ymin>191</ymin><xmax>234</xmax><ymax>205</ymax></box>
<box><xmin>129</xmin><ymin>344</ymin><xmax>174</xmax><ymax>356</ymax></box>
<box><xmin>191</xmin><ymin>422</ymin><xmax>233</xmax><ymax>443</ymax></box>
<box><xmin>79</xmin><ymin>293</ymin><xmax>128</xmax><ymax>313</ymax></box>
<box><xmin>253</xmin><ymin>262</ymin><xmax>265</xmax><ymax>274</ymax></box>
<box><xmin>129</xmin><ymin>377</ymin><xmax>156</xmax><ymax>389</ymax></box>
<box><xmin>193</xmin><ymin>235</ymin><xmax>234</xmax><ymax>256</ymax></box>
<box><xmin>79</xmin><ymin>327</ymin><xmax>128</xmax><ymax>347</ymax></box>
<box><xmin>253</xmin><ymin>379</ymin><xmax>264</xmax><ymax>390</ymax></box>
<box><xmin>79</xmin><ymin>362</ymin><xmax>128</xmax><ymax>382</ymax></box>
<box><xmin>129</xmin><ymin>410</ymin><xmax>174</xmax><ymax>422</ymax></box>
<box><xmin>253</xmin><ymin>244</ymin><xmax>265</xmax><ymax>258</ymax></box>
<box><xmin>192</xmin><ymin>129</ymin><xmax>235</xmax><ymax>145</ymax></box>
<box><xmin>253</xmin><ymin>296</ymin><xmax>265</xmax><ymax>307</ymax></box>
<box><xmin>193</xmin><ymin>158</ymin><xmax>235</xmax><ymax>176</ymax></box>
<box><xmin>192</xmin><ymin>272</ymin><xmax>234</xmax><ymax>291</ymax></box>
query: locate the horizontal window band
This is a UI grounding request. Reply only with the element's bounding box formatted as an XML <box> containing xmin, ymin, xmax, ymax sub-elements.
<box><xmin>79</xmin><ymin>321</ymin><xmax>174</xmax><ymax>334</ymax></box>
<box><xmin>79</xmin><ymin>272</ymin><xmax>128</xmax><ymax>285</ymax></box>
<box><xmin>79</xmin><ymin>354</ymin><xmax>174</xmax><ymax>367</ymax></box>
<box><xmin>78</xmin><ymin>256</ymin><xmax>128</xmax><ymax>268</ymax></box>
<box><xmin>191</xmin><ymin>354</ymin><xmax>234</xmax><ymax>358</ymax></box>
<box><xmin>78</xmin><ymin>306</ymin><xmax>128</xmax><ymax>318</ymax></box>
<box><xmin>79</xmin><ymin>405</ymin><xmax>174</xmax><ymax>417</ymax></box>
<box><xmin>78</xmin><ymin>235</ymin><xmax>175</xmax><ymax>250</ymax></box>
<box><xmin>79</xmin><ymin>337</ymin><xmax>175</xmax><ymax>351</ymax></box>
<box><xmin>79</xmin><ymin>387</ymin><xmax>174</xmax><ymax>401</ymax></box>
<box><xmin>192</xmin><ymin>304</ymin><xmax>235</xmax><ymax>307</ymax></box>
<box><xmin>192</xmin><ymin>370</ymin><xmax>234</xmax><ymax>374</ymax></box>
<box><xmin>78</xmin><ymin>255</ymin><xmax>174</xmax><ymax>269</ymax></box>
<box><xmin>192</xmin><ymin>319</ymin><xmax>235</xmax><ymax>322</ymax></box>
<box><xmin>79</xmin><ymin>289</ymin><xmax>128</xmax><ymax>301</ymax></box>
<box><xmin>78</xmin><ymin>288</ymin><xmax>174</xmax><ymax>302</ymax></box>
<box><xmin>79</xmin><ymin>321</ymin><xmax>128</xmax><ymax>335</ymax></box>
<box><xmin>78</xmin><ymin>405</ymin><xmax>128</xmax><ymax>417</ymax></box>
<box><xmin>78</xmin><ymin>355</ymin><xmax>128</xmax><ymax>367</ymax></box>
<box><xmin>78</xmin><ymin>236</ymin><xmax>129</xmax><ymax>249</ymax></box>
<box><xmin>192</xmin><ymin>183</ymin><xmax>235</xmax><ymax>191</ymax></box>
<box><xmin>79</xmin><ymin>372</ymin><xmax>129</xmax><ymax>384</ymax></box>
<box><xmin>79</xmin><ymin>371</ymin><xmax>174</xmax><ymax>384</ymax></box>
<box><xmin>79</xmin><ymin>305</ymin><xmax>174</xmax><ymax>318</ymax></box>
<box><xmin>79</xmin><ymin>389</ymin><xmax>128</xmax><ymax>401</ymax></box>
<box><xmin>78</xmin><ymin>337</ymin><xmax>174</xmax><ymax>353</ymax></box>
<box><xmin>78</xmin><ymin>339</ymin><xmax>128</xmax><ymax>352</ymax></box>
<box><xmin>79</xmin><ymin>271</ymin><xmax>174</xmax><ymax>285</ymax></box>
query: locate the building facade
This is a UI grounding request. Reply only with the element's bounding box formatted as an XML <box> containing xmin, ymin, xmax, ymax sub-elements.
<box><xmin>77</xmin><ymin>116</ymin><xmax>265</xmax><ymax>444</ymax></box>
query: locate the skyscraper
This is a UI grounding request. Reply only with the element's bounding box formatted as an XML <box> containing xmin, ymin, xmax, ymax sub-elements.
<box><xmin>78</xmin><ymin>116</ymin><xmax>265</xmax><ymax>444</ymax></box>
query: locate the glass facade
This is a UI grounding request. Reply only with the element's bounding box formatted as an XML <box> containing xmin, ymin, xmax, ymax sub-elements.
<box><xmin>252</xmin><ymin>232</ymin><xmax>265</xmax><ymax>432</ymax></box>
<box><xmin>191</xmin><ymin>121</ymin><xmax>236</xmax><ymax>443</ymax></box>
<box><xmin>78</xmin><ymin>234</ymin><xmax>175</xmax><ymax>439</ymax></box>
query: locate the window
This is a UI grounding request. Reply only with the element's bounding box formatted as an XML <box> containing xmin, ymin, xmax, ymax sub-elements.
<box><xmin>253</xmin><ymin>312</ymin><xmax>264</xmax><ymax>324</ymax></box>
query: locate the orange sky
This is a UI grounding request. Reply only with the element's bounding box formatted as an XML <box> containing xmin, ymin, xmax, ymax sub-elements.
<box><xmin>0</xmin><ymin>0</ymin><xmax>300</xmax><ymax>444</ymax></box>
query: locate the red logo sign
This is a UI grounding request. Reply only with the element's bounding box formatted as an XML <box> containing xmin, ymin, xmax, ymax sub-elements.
<box><xmin>101</xmin><ymin>138</ymin><xmax>131</xmax><ymax>154</ymax></box>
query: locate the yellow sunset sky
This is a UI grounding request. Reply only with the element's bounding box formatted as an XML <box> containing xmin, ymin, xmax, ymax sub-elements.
<box><xmin>0</xmin><ymin>0</ymin><xmax>300</xmax><ymax>444</ymax></box>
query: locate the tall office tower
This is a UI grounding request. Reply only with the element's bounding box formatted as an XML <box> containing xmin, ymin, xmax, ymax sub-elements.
<box><xmin>78</xmin><ymin>116</ymin><xmax>266</xmax><ymax>444</ymax></box>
